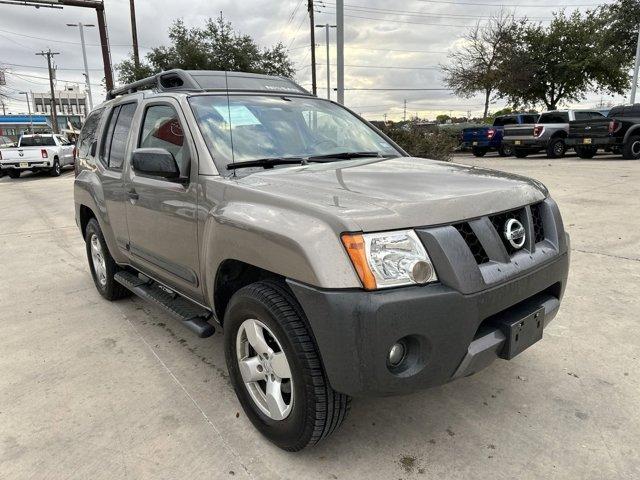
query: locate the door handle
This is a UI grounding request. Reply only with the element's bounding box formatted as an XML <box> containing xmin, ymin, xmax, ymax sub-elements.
<box><xmin>127</xmin><ymin>190</ymin><xmax>139</xmax><ymax>201</ymax></box>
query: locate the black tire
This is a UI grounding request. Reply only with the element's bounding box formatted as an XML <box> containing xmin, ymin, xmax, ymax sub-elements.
<box><xmin>49</xmin><ymin>158</ymin><xmax>61</xmax><ymax>177</ymax></box>
<box><xmin>84</xmin><ymin>218</ymin><xmax>131</xmax><ymax>301</ymax></box>
<box><xmin>575</xmin><ymin>146</ymin><xmax>597</xmax><ymax>159</ymax></box>
<box><xmin>471</xmin><ymin>147</ymin><xmax>488</xmax><ymax>157</ymax></box>
<box><xmin>514</xmin><ymin>149</ymin><xmax>529</xmax><ymax>158</ymax></box>
<box><xmin>622</xmin><ymin>135</ymin><xmax>640</xmax><ymax>159</ymax></box>
<box><xmin>546</xmin><ymin>137</ymin><xmax>566</xmax><ymax>158</ymax></box>
<box><xmin>499</xmin><ymin>144</ymin><xmax>513</xmax><ymax>157</ymax></box>
<box><xmin>224</xmin><ymin>280</ymin><xmax>350</xmax><ymax>451</ymax></box>
<box><xmin>7</xmin><ymin>170</ymin><xmax>21</xmax><ymax>179</ymax></box>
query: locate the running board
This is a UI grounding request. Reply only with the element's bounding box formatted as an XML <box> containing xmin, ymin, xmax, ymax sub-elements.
<box><xmin>114</xmin><ymin>271</ymin><xmax>215</xmax><ymax>338</ymax></box>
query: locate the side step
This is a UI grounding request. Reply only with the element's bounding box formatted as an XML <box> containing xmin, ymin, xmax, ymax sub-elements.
<box><xmin>114</xmin><ymin>271</ymin><xmax>215</xmax><ymax>338</ymax></box>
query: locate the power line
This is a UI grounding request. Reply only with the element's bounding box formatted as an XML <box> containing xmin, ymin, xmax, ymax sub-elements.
<box><xmin>1</xmin><ymin>61</ymin><xmax>103</xmax><ymax>71</ymax></box>
<box><xmin>317</xmin><ymin>11</ymin><xmax>474</xmax><ymax>28</ymax></box>
<box><xmin>412</xmin><ymin>0</ymin><xmax>601</xmax><ymax>7</ymax></box>
<box><xmin>0</xmin><ymin>27</ymin><xmax>152</xmax><ymax>48</ymax></box>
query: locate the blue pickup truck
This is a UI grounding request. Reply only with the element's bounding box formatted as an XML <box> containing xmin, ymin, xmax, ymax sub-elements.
<box><xmin>461</xmin><ymin>113</ymin><xmax>539</xmax><ymax>157</ymax></box>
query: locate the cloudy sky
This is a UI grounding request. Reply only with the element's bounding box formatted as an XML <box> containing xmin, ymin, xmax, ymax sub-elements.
<box><xmin>0</xmin><ymin>0</ymin><xmax>628</xmax><ymax>120</ymax></box>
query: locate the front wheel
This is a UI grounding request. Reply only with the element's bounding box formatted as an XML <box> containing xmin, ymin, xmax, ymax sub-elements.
<box><xmin>472</xmin><ymin>147</ymin><xmax>488</xmax><ymax>157</ymax></box>
<box><xmin>622</xmin><ymin>135</ymin><xmax>640</xmax><ymax>159</ymax></box>
<box><xmin>224</xmin><ymin>280</ymin><xmax>350</xmax><ymax>451</ymax></box>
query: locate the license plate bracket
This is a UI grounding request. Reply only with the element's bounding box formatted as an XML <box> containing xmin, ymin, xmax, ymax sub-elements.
<box><xmin>494</xmin><ymin>306</ymin><xmax>544</xmax><ymax>360</ymax></box>
<box><xmin>514</xmin><ymin>140</ymin><xmax>521</xmax><ymax>145</ymax></box>
<box><xmin>584</xmin><ymin>138</ymin><xmax>592</xmax><ymax>145</ymax></box>
<box><xmin>19</xmin><ymin>162</ymin><xmax>28</xmax><ymax>168</ymax></box>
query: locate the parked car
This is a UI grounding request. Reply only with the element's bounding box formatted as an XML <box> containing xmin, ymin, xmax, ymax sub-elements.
<box><xmin>0</xmin><ymin>134</ymin><xmax>75</xmax><ymax>178</ymax></box>
<box><xmin>567</xmin><ymin>104</ymin><xmax>640</xmax><ymax>159</ymax></box>
<box><xmin>461</xmin><ymin>113</ymin><xmax>538</xmax><ymax>157</ymax></box>
<box><xmin>0</xmin><ymin>135</ymin><xmax>15</xmax><ymax>148</ymax></box>
<box><xmin>502</xmin><ymin>110</ymin><xmax>605</xmax><ymax>158</ymax></box>
<box><xmin>74</xmin><ymin>69</ymin><xmax>570</xmax><ymax>451</ymax></box>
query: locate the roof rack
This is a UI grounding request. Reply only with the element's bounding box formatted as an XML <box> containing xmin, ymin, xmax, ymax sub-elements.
<box><xmin>106</xmin><ymin>69</ymin><xmax>311</xmax><ymax>100</ymax></box>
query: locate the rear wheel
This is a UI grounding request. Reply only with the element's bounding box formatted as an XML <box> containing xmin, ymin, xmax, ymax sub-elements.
<box><xmin>49</xmin><ymin>158</ymin><xmax>61</xmax><ymax>177</ymax></box>
<box><xmin>224</xmin><ymin>280</ymin><xmax>350</xmax><ymax>451</ymax></box>
<box><xmin>85</xmin><ymin>218</ymin><xmax>131</xmax><ymax>301</ymax></box>
<box><xmin>514</xmin><ymin>149</ymin><xmax>529</xmax><ymax>158</ymax></box>
<box><xmin>622</xmin><ymin>135</ymin><xmax>640</xmax><ymax>159</ymax></box>
<box><xmin>498</xmin><ymin>144</ymin><xmax>513</xmax><ymax>157</ymax></box>
<box><xmin>471</xmin><ymin>147</ymin><xmax>488</xmax><ymax>157</ymax></box>
<box><xmin>546</xmin><ymin>138</ymin><xmax>566</xmax><ymax>158</ymax></box>
<box><xmin>7</xmin><ymin>170</ymin><xmax>21</xmax><ymax>179</ymax></box>
<box><xmin>575</xmin><ymin>146</ymin><xmax>597</xmax><ymax>159</ymax></box>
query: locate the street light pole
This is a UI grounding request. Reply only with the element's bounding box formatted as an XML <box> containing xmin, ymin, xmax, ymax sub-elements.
<box><xmin>316</xmin><ymin>24</ymin><xmax>336</xmax><ymax>100</ymax></box>
<box><xmin>67</xmin><ymin>22</ymin><xmax>95</xmax><ymax>111</ymax></box>
<box><xmin>630</xmin><ymin>24</ymin><xmax>640</xmax><ymax>104</ymax></box>
<box><xmin>336</xmin><ymin>0</ymin><xmax>344</xmax><ymax>104</ymax></box>
<box><xmin>19</xmin><ymin>91</ymin><xmax>34</xmax><ymax>133</ymax></box>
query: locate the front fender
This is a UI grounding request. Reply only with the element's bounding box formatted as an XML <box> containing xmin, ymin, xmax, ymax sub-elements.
<box><xmin>201</xmin><ymin>200</ymin><xmax>362</xmax><ymax>306</ymax></box>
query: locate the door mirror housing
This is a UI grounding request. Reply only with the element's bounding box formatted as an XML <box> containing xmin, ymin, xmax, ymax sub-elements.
<box><xmin>132</xmin><ymin>148</ymin><xmax>181</xmax><ymax>179</ymax></box>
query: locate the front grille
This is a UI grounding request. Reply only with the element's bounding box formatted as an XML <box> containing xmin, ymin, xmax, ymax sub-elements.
<box><xmin>454</xmin><ymin>222</ymin><xmax>489</xmax><ymax>264</ymax></box>
<box><xmin>530</xmin><ymin>203</ymin><xmax>545</xmax><ymax>243</ymax></box>
<box><xmin>489</xmin><ymin>208</ymin><xmax>526</xmax><ymax>255</ymax></box>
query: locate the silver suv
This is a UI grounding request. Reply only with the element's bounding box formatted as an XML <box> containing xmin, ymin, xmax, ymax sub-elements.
<box><xmin>74</xmin><ymin>70</ymin><xmax>570</xmax><ymax>451</ymax></box>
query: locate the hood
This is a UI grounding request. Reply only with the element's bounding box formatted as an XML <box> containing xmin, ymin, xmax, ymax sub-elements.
<box><xmin>236</xmin><ymin>157</ymin><xmax>548</xmax><ymax>232</ymax></box>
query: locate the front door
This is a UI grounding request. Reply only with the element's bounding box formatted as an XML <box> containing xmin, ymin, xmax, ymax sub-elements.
<box><xmin>125</xmin><ymin>99</ymin><xmax>202</xmax><ymax>302</ymax></box>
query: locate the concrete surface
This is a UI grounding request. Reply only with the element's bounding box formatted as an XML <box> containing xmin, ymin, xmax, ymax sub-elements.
<box><xmin>0</xmin><ymin>152</ymin><xmax>638</xmax><ymax>480</ymax></box>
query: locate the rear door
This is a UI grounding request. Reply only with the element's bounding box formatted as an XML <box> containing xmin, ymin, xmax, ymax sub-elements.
<box><xmin>124</xmin><ymin>98</ymin><xmax>202</xmax><ymax>302</ymax></box>
<box><xmin>99</xmin><ymin>102</ymin><xmax>138</xmax><ymax>252</ymax></box>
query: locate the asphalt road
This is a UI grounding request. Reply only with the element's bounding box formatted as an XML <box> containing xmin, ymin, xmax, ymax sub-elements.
<box><xmin>1</xmin><ymin>152</ymin><xmax>638</xmax><ymax>479</ymax></box>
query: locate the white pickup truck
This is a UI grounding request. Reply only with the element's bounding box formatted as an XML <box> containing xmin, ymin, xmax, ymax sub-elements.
<box><xmin>0</xmin><ymin>134</ymin><xmax>75</xmax><ymax>179</ymax></box>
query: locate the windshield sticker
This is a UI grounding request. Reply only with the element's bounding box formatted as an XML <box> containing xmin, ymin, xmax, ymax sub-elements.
<box><xmin>213</xmin><ymin>105</ymin><xmax>261</xmax><ymax>126</ymax></box>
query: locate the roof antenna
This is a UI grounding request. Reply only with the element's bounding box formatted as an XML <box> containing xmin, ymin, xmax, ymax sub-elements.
<box><xmin>224</xmin><ymin>71</ymin><xmax>236</xmax><ymax>176</ymax></box>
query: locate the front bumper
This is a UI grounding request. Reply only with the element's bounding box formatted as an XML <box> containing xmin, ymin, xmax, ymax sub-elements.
<box><xmin>289</xmin><ymin>198</ymin><xmax>570</xmax><ymax>397</ymax></box>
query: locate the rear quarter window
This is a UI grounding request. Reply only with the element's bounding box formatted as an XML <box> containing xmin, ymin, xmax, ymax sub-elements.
<box><xmin>78</xmin><ymin>109</ymin><xmax>104</xmax><ymax>160</ymax></box>
<box><xmin>493</xmin><ymin>116</ymin><xmax>517</xmax><ymax>127</ymax></box>
<box><xmin>538</xmin><ymin>112</ymin><xmax>569</xmax><ymax>124</ymax></box>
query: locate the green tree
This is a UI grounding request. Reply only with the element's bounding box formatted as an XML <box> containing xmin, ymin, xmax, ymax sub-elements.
<box><xmin>116</xmin><ymin>16</ymin><xmax>294</xmax><ymax>84</ymax></box>
<box><xmin>442</xmin><ymin>11</ymin><xmax>525</xmax><ymax>119</ymax></box>
<box><xmin>497</xmin><ymin>11</ymin><xmax>630</xmax><ymax>110</ymax></box>
<box><xmin>595</xmin><ymin>0</ymin><xmax>640</xmax><ymax>64</ymax></box>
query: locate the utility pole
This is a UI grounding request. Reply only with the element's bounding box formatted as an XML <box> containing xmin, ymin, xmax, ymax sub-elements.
<box><xmin>316</xmin><ymin>24</ymin><xmax>336</xmax><ymax>100</ymax></box>
<box><xmin>36</xmin><ymin>49</ymin><xmax>60</xmax><ymax>134</ymax></box>
<box><xmin>19</xmin><ymin>91</ymin><xmax>34</xmax><ymax>133</ymax></box>
<box><xmin>308</xmin><ymin>0</ymin><xmax>317</xmax><ymax>96</ymax></box>
<box><xmin>336</xmin><ymin>0</ymin><xmax>345</xmax><ymax>104</ymax></box>
<box><xmin>631</xmin><ymin>24</ymin><xmax>640</xmax><ymax>104</ymax></box>
<box><xmin>67</xmin><ymin>22</ymin><xmax>95</xmax><ymax>110</ymax></box>
<box><xmin>129</xmin><ymin>0</ymin><xmax>140</xmax><ymax>70</ymax></box>
<box><xmin>403</xmin><ymin>100</ymin><xmax>407</xmax><ymax>122</ymax></box>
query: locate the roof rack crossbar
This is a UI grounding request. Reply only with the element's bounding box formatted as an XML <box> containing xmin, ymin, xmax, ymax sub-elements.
<box><xmin>106</xmin><ymin>69</ymin><xmax>204</xmax><ymax>100</ymax></box>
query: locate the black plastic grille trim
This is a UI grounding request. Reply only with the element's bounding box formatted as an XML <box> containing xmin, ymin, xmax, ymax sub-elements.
<box><xmin>454</xmin><ymin>222</ymin><xmax>490</xmax><ymax>264</ymax></box>
<box><xmin>530</xmin><ymin>203</ymin><xmax>545</xmax><ymax>243</ymax></box>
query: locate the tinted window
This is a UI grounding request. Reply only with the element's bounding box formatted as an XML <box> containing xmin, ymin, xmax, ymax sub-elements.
<box><xmin>100</xmin><ymin>106</ymin><xmax>119</xmax><ymax>166</ymax></box>
<box><xmin>538</xmin><ymin>112</ymin><xmax>569</xmax><ymax>124</ymax></box>
<box><xmin>20</xmin><ymin>136</ymin><xmax>56</xmax><ymax>147</ymax></box>
<box><xmin>108</xmin><ymin>103</ymin><xmax>137</xmax><ymax>169</ymax></box>
<box><xmin>139</xmin><ymin>105</ymin><xmax>189</xmax><ymax>176</ymax></box>
<box><xmin>521</xmin><ymin>115</ymin><xmax>538</xmax><ymax>123</ymax></box>
<box><xmin>494</xmin><ymin>116</ymin><xmax>517</xmax><ymax>127</ymax></box>
<box><xmin>78</xmin><ymin>109</ymin><xmax>103</xmax><ymax>158</ymax></box>
<box><xmin>608</xmin><ymin>107</ymin><xmax>624</xmax><ymax>118</ymax></box>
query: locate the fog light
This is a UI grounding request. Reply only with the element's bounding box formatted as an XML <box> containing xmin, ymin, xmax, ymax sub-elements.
<box><xmin>388</xmin><ymin>342</ymin><xmax>406</xmax><ymax>367</ymax></box>
<box><xmin>407</xmin><ymin>260</ymin><xmax>434</xmax><ymax>284</ymax></box>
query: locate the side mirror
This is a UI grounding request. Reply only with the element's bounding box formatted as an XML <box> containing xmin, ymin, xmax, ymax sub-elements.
<box><xmin>132</xmin><ymin>148</ymin><xmax>180</xmax><ymax>179</ymax></box>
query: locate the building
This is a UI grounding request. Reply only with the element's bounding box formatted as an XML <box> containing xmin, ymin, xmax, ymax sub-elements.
<box><xmin>32</xmin><ymin>84</ymin><xmax>88</xmax><ymax>118</ymax></box>
<box><xmin>0</xmin><ymin>114</ymin><xmax>84</xmax><ymax>142</ymax></box>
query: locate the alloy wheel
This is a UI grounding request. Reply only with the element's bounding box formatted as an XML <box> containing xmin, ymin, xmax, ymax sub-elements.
<box><xmin>90</xmin><ymin>234</ymin><xmax>107</xmax><ymax>287</ymax></box>
<box><xmin>236</xmin><ymin>318</ymin><xmax>293</xmax><ymax>421</ymax></box>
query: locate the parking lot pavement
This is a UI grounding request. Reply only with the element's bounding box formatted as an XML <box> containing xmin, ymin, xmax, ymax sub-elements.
<box><xmin>1</xmin><ymin>155</ymin><xmax>638</xmax><ymax>480</ymax></box>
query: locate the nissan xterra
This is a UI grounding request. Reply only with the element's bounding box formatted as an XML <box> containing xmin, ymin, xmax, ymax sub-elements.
<box><xmin>74</xmin><ymin>70</ymin><xmax>570</xmax><ymax>451</ymax></box>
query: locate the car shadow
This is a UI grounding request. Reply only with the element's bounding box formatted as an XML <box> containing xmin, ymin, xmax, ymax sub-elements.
<box><xmin>0</xmin><ymin>166</ymin><xmax>75</xmax><ymax>183</ymax></box>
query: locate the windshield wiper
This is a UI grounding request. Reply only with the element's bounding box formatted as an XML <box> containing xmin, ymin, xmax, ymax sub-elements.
<box><xmin>306</xmin><ymin>151</ymin><xmax>384</xmax><ymax>162</ymax></box>
<box><xmin>226</xmin><ymin>157</ymin><xmax>306</xmax><ymax>170</ymax></box>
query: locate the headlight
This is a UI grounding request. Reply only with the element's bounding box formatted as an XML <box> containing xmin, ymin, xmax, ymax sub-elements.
<box><xmin>341</xmin><ymin>230</ymin><xmax>437</xmax><ymax>290</ymax></box>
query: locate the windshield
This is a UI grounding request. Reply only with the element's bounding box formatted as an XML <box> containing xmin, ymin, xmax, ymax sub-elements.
<box><xmin>20</xmin><ymin>136</ymin><xmax>55</xmax><ymax>147</ymax></box>
<box><xmin>188</xmin><ymin>95</ymin><xmax>401</xmax><ymax>172</ymax></box>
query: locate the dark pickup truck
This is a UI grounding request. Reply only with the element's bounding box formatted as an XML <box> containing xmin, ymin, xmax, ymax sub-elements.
<box><xmin>461</xmin><ymin>113</ymin><xmax>538</xmax><ymax>157</ymax></box>
<box><xmin>567</xmin><ymin>104</ymin><xmax>640</xmax><ymax>159</ymax></box>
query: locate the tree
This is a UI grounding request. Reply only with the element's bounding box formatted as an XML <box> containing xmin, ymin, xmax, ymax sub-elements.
<box><xmin>496</xmin><ymin>11</ymin><xmax>630</xmax><ymax>110</ymax></box>
<box><xmin>442</xmin><ymin>11</ymin><xmax>525</xmax><ymax>119</ymax></box>
<box><xmin>116</xmin><ymin>16</ymin><xmax>294</xmax><ymax>84</ymax></box>
<box><xmin>595</xmin><ymin>0</ymin><xmax>640</xmax><ymax>64</ymax></box>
